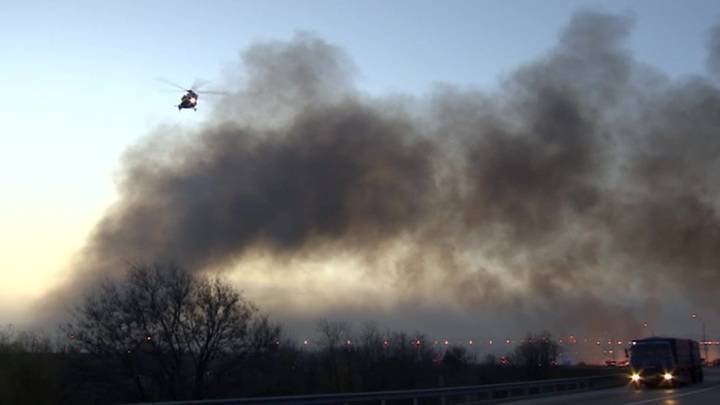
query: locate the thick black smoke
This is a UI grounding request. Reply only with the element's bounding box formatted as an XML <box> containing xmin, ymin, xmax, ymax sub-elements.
<box><xmin>41</xmin><ymin>12</ymin><xmax>720</xmax><ymax>339</ymax></box>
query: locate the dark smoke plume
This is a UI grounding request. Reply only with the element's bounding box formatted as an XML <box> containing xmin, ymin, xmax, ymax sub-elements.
<box><xmin>41</xmin><ymin>12</ymin><xmax>720</xmax><ymax>340</ymax></box>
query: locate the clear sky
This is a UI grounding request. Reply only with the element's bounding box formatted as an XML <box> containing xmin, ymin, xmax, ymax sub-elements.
<box><xmin>2</xmin><ymin>0</ymin><xmax>720</xmax><ymax>326</ymax></box>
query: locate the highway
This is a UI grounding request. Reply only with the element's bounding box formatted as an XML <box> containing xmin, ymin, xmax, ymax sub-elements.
<box><xmin>508</xmin><ymin>368</ymin><xmax>720</xmax><ymax>405</ymax></box>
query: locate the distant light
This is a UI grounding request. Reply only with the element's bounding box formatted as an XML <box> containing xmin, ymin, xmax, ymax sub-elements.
<box><xmin>664</xmin><ymin>372</ymin><xmax>673</xmax><ymax>381</ymax></box>
<box><xmin>468</xmin><ymin>340</ymin><xmax>473</xmax><ymax>345</ymax></box>
<box><xmin>631</xmin><ymin>373</ymin><xmax>641</xmax><ymax>382</ymax></box>
<box><xmin>346</xmin><ymin>340</ymin><xmax>352</xmax><ymax>346</ymax></box>
<box><xmin>444</xmin><ymin>340</ymin><xmax>449</xmax><ymax>345</ymax></box>
<box><xmin>145</xmin><ymin>336</ymin><xmax>152</xmax><ymax>341</ymax></box>
<box><xmin>489</xmin><ymin>340</ymin><xmax>493</xmax><ymax>345</ymax></box>
<box><xmin>506</xmin><ymin>339</ymin><xmax>511</xmax><ymax>344</ymax></box>
<box><xmin>303</xmin><ymin>340</ymin><xmax>308</xmax><ymax>345</ymax></box>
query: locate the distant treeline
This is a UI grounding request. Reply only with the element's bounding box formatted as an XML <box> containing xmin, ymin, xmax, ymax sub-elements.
<box><xmin>0</xmin><ymin>265</ymin><xmax>620</xmax><ymax>404</ymax></box>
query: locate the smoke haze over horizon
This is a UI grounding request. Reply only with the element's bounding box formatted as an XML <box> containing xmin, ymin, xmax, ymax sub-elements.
<box><xmin>33</xmin><ymin>11</ymin><xmax>720</xmax><ymax>344</ymax></box>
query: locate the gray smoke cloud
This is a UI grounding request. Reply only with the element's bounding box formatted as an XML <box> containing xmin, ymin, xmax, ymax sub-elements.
<box><xmin>708</xmin><ymin>23</ymin><xmax>720</xmax><ymax>81</ymax></box>
<box><xmin>39</xmin><ymin>11</ymin><xmax>720</xmax><ymax>342</ymax></box>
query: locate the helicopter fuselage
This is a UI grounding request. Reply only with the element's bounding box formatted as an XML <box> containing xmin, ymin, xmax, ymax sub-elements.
<box><xmin>178</xmin><ymin>90</ymin><xmax>199</xmax><ymax>110</ymax></box>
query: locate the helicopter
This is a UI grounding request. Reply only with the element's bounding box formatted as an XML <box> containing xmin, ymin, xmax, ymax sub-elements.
<box><xmin>157</xmin><ymin>78</ymin><xmax>225</xmax><ymax>111</ymax></box>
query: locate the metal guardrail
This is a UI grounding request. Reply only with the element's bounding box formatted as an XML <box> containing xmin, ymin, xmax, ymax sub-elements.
<box><xmin>137</xmin><ymin>373</ymin><xmax>627</xmax><ymax>404</ymax></box>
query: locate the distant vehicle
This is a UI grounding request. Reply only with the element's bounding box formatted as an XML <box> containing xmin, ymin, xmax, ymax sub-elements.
<box><xmin>628</xmin><ymin>337</ymin><xmax>703</xmax><ymax>387</ymax></box>
<box><xmin>156</xmin><ymin>78</ymin><xmax>226</xmax><ymax>111</ymax></box>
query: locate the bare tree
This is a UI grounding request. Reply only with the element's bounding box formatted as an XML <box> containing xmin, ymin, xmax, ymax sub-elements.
<box><xmin>442</xmin><ymin>345</ymin><xmax>474</xmax><ymax>370</ymax></box>
<box><xmin>315</xmin><ymin>320</ymin><xmax>353</xmax><ymax>391</ymax></box>
<box><xmin>357</xmin><ymin>322</ymin><xmax>387</xmax><ymax>364</ymax></box>
<box><xmin>63</xmin><ymin>263</ymin><xmax>276</xmax><ymax>401</ymax></box>
<box><xmin>316</xmin><ymin>320</ymin><xmax>351</xmax><ymax>353</ymax></box>
<box><xmin>482</xmin><ymin>353</ymin><xmax>497</xmax><ymax>366</ymax></box>
<box><xmin>512</xmin><ymin>331</ymin><xmax>560</xmax><ymax>377</ymax></box>
<box><xmin>0</xmin><ymin>325</ymin><xmax>16</xmax><ymax>353</ymax></box>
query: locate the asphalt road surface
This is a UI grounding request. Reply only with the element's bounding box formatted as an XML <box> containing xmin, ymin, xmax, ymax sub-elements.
<box><xmin>508</xmin><ymin>368</ymin><xmax>720</xmax><ymax>405</ymax></box>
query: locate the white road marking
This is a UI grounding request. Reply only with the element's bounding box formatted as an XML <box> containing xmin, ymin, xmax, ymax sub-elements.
<box><xmin>623</xmin><ymin>384</ymin><xmax>720</xmax><ymax>405</ymax></box>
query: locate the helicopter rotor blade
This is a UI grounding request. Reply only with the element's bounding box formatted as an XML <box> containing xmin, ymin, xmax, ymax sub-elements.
<box><xmin>156</xmin><ymin>77</ymin><xmax>189</xmax><ymax>91</ymax></box>
<box><xmin>197</xmin><ymin>90</ymin><xmax>228</xmax><ymax>95</ymax></box>
<box><xmin>191</xmin><ymin>79</ymin><xmax>211</xmax><ymax>91</ymax></box>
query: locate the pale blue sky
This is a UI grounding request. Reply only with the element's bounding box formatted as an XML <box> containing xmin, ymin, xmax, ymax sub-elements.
<box><xmin>1</xmin><ymin>0</ymin><xmax>719</xmax><ymax>320</ymax></box>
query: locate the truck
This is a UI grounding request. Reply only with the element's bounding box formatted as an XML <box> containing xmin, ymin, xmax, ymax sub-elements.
<box><xmin>628</xmin><ymin>337</ymin><xmax>703</xmax><ymax>387</ymax></box>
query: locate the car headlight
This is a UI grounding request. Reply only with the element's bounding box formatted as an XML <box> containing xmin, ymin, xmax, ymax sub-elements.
<box><xmin>663</xmin><ymin>372</ymin><xmax>673</xmax><ymax>381</ymax></box>
<box><xmin>631</xmin><ymin>373</ymin><xmax>641</xmax><ymax>382</ymax></box>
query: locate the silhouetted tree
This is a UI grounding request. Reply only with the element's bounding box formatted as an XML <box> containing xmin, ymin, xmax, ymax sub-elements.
<box><xmin>63</xmin><ymin>263</ymin><xmax>278</xmax><ymax>401</ymax></box>
<box><xmin>512</xmin><ymin>331</ymin><xmax>560</xmax><ymax>377</ymax></box>
<box><xmin>443</xmin><ymin>345</ymin><xmax>474</xmax><ymax>370</ymax></box>
<box><xmin>0</xmin><ymin>325</ymin><xmax>66</xmax><ymax>405</ymax></box>
<box><xmin>315</xmin><ymin>320</ymin><xmax>354</xmax><ymax>391</ymax></box>
<box><xmin>482</xmin><ymin>353</ymin><xmax>497</xmax><ymax>366</ymax></box>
